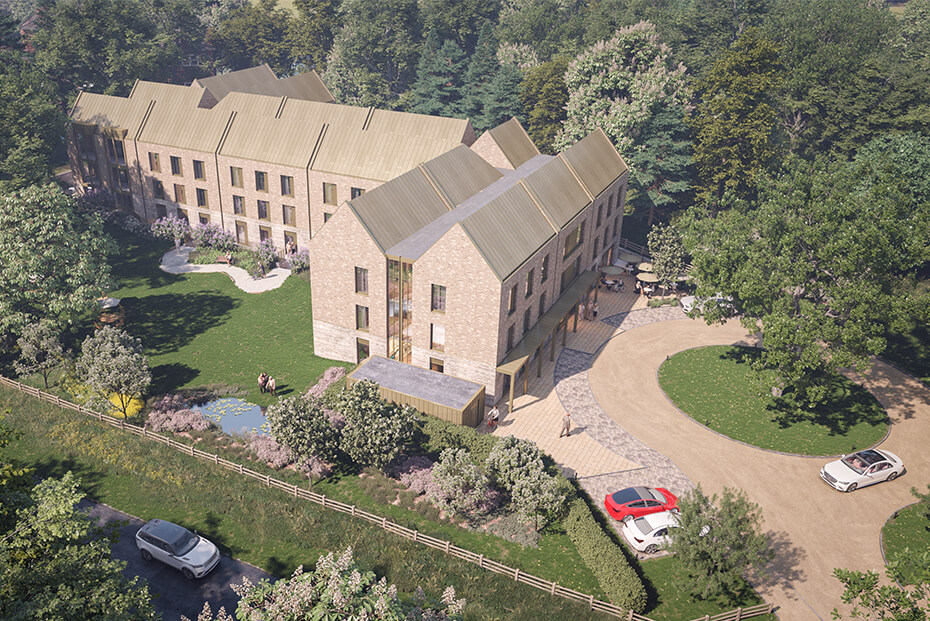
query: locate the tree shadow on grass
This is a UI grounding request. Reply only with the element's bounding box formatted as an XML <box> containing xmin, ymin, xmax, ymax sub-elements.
<box><xmin>120</xmin><ymin>292</ymin><xmax>239</xmax><ymax>355</ymax></box>
<box><xmin>150</xmin><ymin>363</ymin><xmax>200</xmax><ymax>399</ymax></box>
<box><xmin>106</xmin><ymin>225</ymin><xmax>178</xmax><ymax>290</ymax></box>
<box><xmin>30</xmin><ymin>456</ymin><xmax>107</xmax><ymax>501</ymax></box>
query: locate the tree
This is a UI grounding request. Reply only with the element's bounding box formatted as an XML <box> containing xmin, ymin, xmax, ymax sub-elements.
<box><xmin>689</xmin><ymin>27</ymin><xmax>784</xmax><ymax>204</ymax></box>
<box><xmin>289</xmin><ymin>0</ymin><xmax>339</xmax><ymax>72</ymax></box>
<box><xmin>510</xmin><ymin>467</ymin><xmax>563</xmax><ymax>531</ymax></box>
<box><xmin>0</xmin><ymin>184</ymin><xmax>116</xmax><ymax>337</ymax></box>
<box><xmin>265</xmin><ymin>395</ymin><xmax>342</xmax><ymax>464</ymax></box>
<box><xmin>31</xmin><ymin>0</ymin><xmax>181</xmax><ymax>96</ymax></box>
<box><xmin>150</xmin><ymin>214</ymin><xmax>190</xmax><ymax>249</ymax></box>
<box><xmin>833</xmin><ymin>549</ymin><xmax>930</xmax><ymax>620</ymax></box>
<box><xmin>684</xmin><ymin>156</ymin><xmax>930</xmax><ymax>404</ymax></box>
<box><xmin>75</xmin><ymin>326</ymin><xmax>151</xmax><ymax>418</ymax></box>
<box><xmin>15</xmin><ymin>320</ymin><xmax>67</xmax><ymax>389</ymax></box>
<box><xmin>485</xmin><ymin>435</ymin><xmax>564</xmax><ymax>529</ymax></box>
<box><xmin>226</xmin><ymin>546</ymin><xmax>465</xmax><ymax>620</ymax></box>
<box><xmin>207</xmin><ymin>0</ymin><xmax>299</xmax><ymax>75</ymax></box>
<box><xmin>0</xmin><ymin>51</ymin><xmax>66</xmax><ymax>191</ymax></box>
<box><xmin>419</xmin><ymin>0</ymin><xmax>499</xmax><ymax>55</ymax></box>
<box><xmin>408</xmin><ymin>33</ymin><xmax>467</xmax><ymax>117</ymax></box>
<box><xmin>429</xmin><ymin>448</ymin><xmax>490</xmax><ymax>517</ymax></box>
<box><xmin>647</xmin><ymin>223</ymin><xmax>686</xmax><ymax>293</ymax></box>
<box><xmin>0</xmin><ymin>409</ymin><xmax>33</xmax><ymax>534</ymax></box>
<box><xmin>556</xmin><ymin>21</ymin><xmax>689</xmax><ymax>154</ymax></box>
<box><xmin>519</xmin><ymin>57</ymin><xmax>568</xmax><ymax>154</ymax></box>
<box><xmin>854</xmin><ymin>132</ymin><xmax>930</xmax><ymax>206</ymax></box>
<box><xmin>497</xmin><ymin>0</ymin><xmax>586</xmax><ymax>63</ymax></box>
<box><xmin>460</xmin><ymin>23</ymin><xmax>502</xmax><ymax>126</ymax></box>
<box><xmin>475</xmin><ymin>63</ymin><xmax>524</xmax><ymax>131</ymax></box>
<box><xmin>336</xmin><ymin>380</ymin><xmax>417</xmax><ymax>471</ymax></box>
<box><xmin>0</xmin><ymin>473</ymin><xmax>160</xmax><ymax>620</ymax></box>
<box><xmin>668</xmin><ymin>486</ymin><xmax>773</xmax><ymax>602</ymax></box>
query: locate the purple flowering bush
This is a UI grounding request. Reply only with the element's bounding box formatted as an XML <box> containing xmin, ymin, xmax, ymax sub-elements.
<box><xmin>145</xmin><ymin>394</ymin><xmax>214</xmax><ymax>433</ymax></box>
<box><xmin>191</xmin><ymin>222</ymin><xmax>236</xmax><ymax>251</ymax></box>
<box><xmin>150</xmin><ymin>215</ymin><xmax>190</xmax><ymax>249</ymax></box>
<box><xmin>244</xmin><ymin>431</ymin><xmax>293</xmax><ymax>468</ymax></box>
<box><xmin>298</xmin><ymin>455</ymin><xmax>334</xmax><ymax>479</ymax></box>
<box><xmin>255</xmin><ymin>238</ymin><xmax>278</xmax><ymax>268</ymax></box>
<box><xmin>289</xmin><ymin>248</ymin><xmax>310</xmax><ymax>273</ymax></box>
<box><xmin>306</xmin><ymin>367</ymin><xmax>346</xmax><ymax>400</ymax></box>
<box><xmin>392</xmin><ymin>455</ymin><xmax>438</xmax><ymax>495</ymax></box>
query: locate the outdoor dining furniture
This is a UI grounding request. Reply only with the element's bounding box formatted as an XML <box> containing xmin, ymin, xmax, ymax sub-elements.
<box><xmin>637</xmin><ymin>261</ymin><xmax>654</xmax><ymax>272</ymax></box>
<box><xmin>636</xmin><ymin>272</ymin><xmax>660</xmax><ymax>283</ymax></box>
<box><xmin>618</xmin><ymin>251</ymin><xmax>641</xmax><ymax>263</ymax></box>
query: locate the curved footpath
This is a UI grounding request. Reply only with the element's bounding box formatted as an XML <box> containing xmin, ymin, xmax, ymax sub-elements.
<box><xmin>160</xmin><ymin>246</ymin><xmax>291</xmax><ymax>293</ymax></box>
<box><xmin>586</xmin><ymin>319</ymin><xmax>930</xmax><ymax>620</ymax></box>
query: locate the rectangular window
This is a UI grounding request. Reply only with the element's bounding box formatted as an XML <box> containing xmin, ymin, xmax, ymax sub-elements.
<box><xmin>541</xmin><ymin>254</ymin><xmax>550</xmax><ymax>282</ymax></box>
<box><xmin>107</xmin><ymin>139</ymin><xmax>125</xmax><ymax>163</ymax></box>
<box><xmin>280</xmin><ymin>175</ymin><xmax>293</xmax><ymax>196</ymax></box>
<box><xmin>174</xmin><ymin>184</ymin><xmax>186</xmax><ymax>204</ymax></box>
<box><xmin>508</xmin><ymin>284</ymin><xmax>517</xmax><ymax>314</ymax></box>
<box><xmin>357</xmin><ymin>338</ymin><xmax>370</xmax><ymax>363</ymax></box>
<box><xmin>607</xmin><ymin>193</ymin><xmax>614</xmax><ymax>217</ymax></box>
<box><xmin>323</xmin><ymin>182</ymin><xmax>337</xmax><ymax>205</ymax></box>
<box><xmin>592</xmin><ymin>235</ymin><xmax>600</xmax><ymax>260</ymax></box>
<box><xmin>235</xmin><ymin>221</ymin><xmax>247</xmax><ymax>244</ymax></box>
<box><xmin>153</xmin><ymin>179</ymin><xmax>165</xmax><ymax>200</ymax></box>
<box><xmin>539</xmin><ymin>292</ymin><xmax>547</xmax><ymax>317</ymax></box>
<box><xmin>114</xmin><ymin>166</ymin><xmax>129</xmax><ymax>190</ymax></box>
<box><xmin>525</xmin><ymin>268</ymin><xmax>534</xmax><ymax>297</ymax></box>
<box><xmin>430</xmin><ymin>323</ymin><xmax>445</xmax><ymax>351</ymax></box>
<box><xmin>199</xmin><ymin>213</ymin><xmax>209</xmax><ymax>225</ymax></box>
<box><xmin>563</xmin><ymin>220</ymin><xmax>585</xmax><ymax>258</ymax></box>
<box><xmin>355</xmin><ymin>267</ymin><xmax>368</xmax><ymax>293</ymax></box>
<box><xmin>255</xmin><ymin>170</ymin><xmax>268</xmax><ymax>192</ymax></box>
<box><xmin>429</xmin><ymin>358</ymin><xmax>444</xmax><ymax>373</ymax></box>
<box><xmin>613</xmin><ymin>216</ymin><xmax>619</xmax><ymax>240</ymax></box>
<box><xmin>193</xmin><ymin>160</ymin><xmax>205</xmax><ymax>180</ymax></box>
<box><xmin>257</xmin><ymin>200</ymin><xmax>269</xmax><ymax>220</ymax></box>
<box><xmin>431</xmin><ymin>284</ymin><xmax>446</xmax><ymax>312</ymax></box>
<box><xmin>233</xmin><ymin>195</ymin><xmax>244</xmax><ymax>215</ymax></box>
<box><xmin>155</xmin><ymin>203</ymin><xmax>167</xmax><ymax>219</ymax></box>
<box><xmin>351</xmin><ymin>187</ymin><xmax>365</xmax><ymax>199</ymax></box>
<box><xmin>284</xmin><ymin>231</ymin><xmax>296</xmax><ymax>249</ymax></box>
<box><xmin>196</xmin><ymin>188</ymin><xmax>207</xmax><ymax>207</ymax></box>
<box><xmin>177</xmin><ymin>208</ymin><xmax>189</xmax><ymax>224</ymax></box>
<box><xmin>230</xmin><ymin>166</ymin><xmax>243</xmax><ymax>188</ymax></box>
<box><xmin>259</xmin><ymin>226</ymin><xmax>271</xmax><ymax>241</ymax></box>
<box><xmin>507</xmin><ymin>324</ymin><xmax>515</xmax><ymax>350</ymax></box>
<box><xmin>356</xmin><ymin>305</ymin><xmax>369</xmax><ymax>331</ymax></box>
<box><xmin>523</xmin><ymin>308</ymin><xmax>532</xmax><ymax>334</ymax></box>
<box><xmin>170</xmin><ymin>156</ymin><xmax>182</xmax><ymax>176</ymax></box>
<box><xmin>282</xmin><ymin>205</ymin><xmax>296</xmax><ymax>226</ymax></box>
<box><xmin>596</xmin><ymin>203</ymin><xmax>603</xmax><ymax>228</ymax></box>
<box><xmin>149</xmin><ymin>152</ymin><xmax>160</xmax><ymax>172</ymax></box>
<box><xmin>560</xmin><ymin>257</ymin><xmax>581</xmax><ymax>294</ymax></box>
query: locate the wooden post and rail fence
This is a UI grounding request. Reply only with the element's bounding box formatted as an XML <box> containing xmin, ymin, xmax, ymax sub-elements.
<box><xmin>0</xmin><ymin>375</ymin><xmax>773</xmax><ymax>621</ymax></box>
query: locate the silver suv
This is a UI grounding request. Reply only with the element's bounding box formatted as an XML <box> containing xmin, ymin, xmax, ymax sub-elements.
<box><xmin>135</xmin><ymin>519</ymin><xmax>220</xmax><ymax>579</ymax></box>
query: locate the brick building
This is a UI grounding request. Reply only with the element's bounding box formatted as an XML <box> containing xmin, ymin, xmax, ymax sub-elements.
<box><xmin>309</xmin><ymin>129</ymin><xmax>629</xmax><ymax>411</ymax></box>
<box><xmin>67</xmin><ymin>65</ymin><xmax>476</xmax><ymax>252</ymax></box>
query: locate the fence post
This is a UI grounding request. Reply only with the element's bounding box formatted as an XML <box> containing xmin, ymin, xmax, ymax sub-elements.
<box><xmin>550</xmin><ymin>581</ymin><xmax>556</xmax><ymax>595</ymax></box>
<box><xmin>382</xmin><ymin>517</ymin><xmax>387</xmax><ymax>528</ymax></box>
<box><xmin>351</xmin><ymin>505</ymin><xmax>356</xmax><ymax>516</ymax></box>
<box><xmin>238</xmin><ymin>464</ymin><xmax>243</xmax><ymax>474</ymax></box>
<box><xmin>588</xmin><ymin>594</ymin><xmax>594</xmax><ymax>611</ymax></box>
<box><xmin>445</xmin><ymin>541</ymin><xmax>451</xmax><ymax>554</ymax></box>
<box><xmin>293</xmin><ymin>483</ymin><xmax>298</xmax><ymax>496</ymax></box>
<box><xmin>322</xmin><ymin>496</ymin><xmax>326</xmax><ymax>508</ymax></box>
<box><xmin>214</xmin><ymin>454</ymin><xmax>219</xmax><ymax>465</ymax></box>
<box><xmin>514</xmin><ymin>568</ymin><xmax>519</xmax><ymax>581</ymax></box>
<box><xmin>190</xmin><ymin>444</ymin><xmax>195</xmax><ymax>456</ymax></box>
<box><xmin>478</xmin><ymin>555</ymin><xmax>484</xmax><ymax>568</ymax></box>
<box><xmin>627</xmin><ymin>609</ymin><xmax>634</xmax><ymax>621</ymax></box>
<box><xmin>265</xmin><ymin>474</ymin><xmax>271</xmax><ymax>486</ymax></box>
<box><xmin>736</xmin><ymin>607</ymin><xmax>742</xmax><ymax>620</ymax></box>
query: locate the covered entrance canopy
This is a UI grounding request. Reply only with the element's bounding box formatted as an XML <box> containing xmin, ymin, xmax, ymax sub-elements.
<box><xmin>496</xmin><ymin>270</ymin><xmax>600</xmax><ymax>412</ymax></box>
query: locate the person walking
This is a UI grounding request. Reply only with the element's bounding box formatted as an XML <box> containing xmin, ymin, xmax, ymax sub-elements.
<box><xmin>592</xmin><ymin>301</ymin><xmax>599</xmax><ymax>319</ymax></box>
<box><xmin>258</xmin><ymin>372</ymin><xmax>268</xmax><ymax>394</ymax></box>
<box><xmin>487</xmin><ymin>405</ymin><xmax>500</xmax><ymax>429</ymax></box>
<box><xmin>559</xmin><ymin>411</ymin><xmax>572</xmax><ymax>438</ymax></box>
<box><xmin>267</xmin><ymin>376</ymin><xmax>276</xmax><ymax>396</ymax></box>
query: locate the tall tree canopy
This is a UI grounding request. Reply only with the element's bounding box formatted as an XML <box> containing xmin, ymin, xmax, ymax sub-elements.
<box><xmin>519</xmin><ymin>57</ymin><xmax>568</xmax><ymax>154</ymax></box>
<box><xmin>685</xmin><ymin>155</ymin><xmax>930</xmax><ymax>404</ymax></box>
<box><xmin>207</xmin><ymin>0</ymin><xmax>301</xmax><ymax>75</ymax></box>
<box><xmin>408</xmin><ymin>33</ymin><xmax>467</xmax><ymax>117</ymax></box>
<box><xmin>419</xmin><ymin>0</ymin><xmax>500</xmax><ymax>55</ymax></box>
<box><xmin>497</xmin><ymin>0</ymin><xmax>586</xmax><ymax>62</ymax></box>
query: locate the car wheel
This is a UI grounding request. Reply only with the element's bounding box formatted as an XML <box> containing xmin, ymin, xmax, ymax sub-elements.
<box><xmin>182</xmin><ymin>568</ymin><xmax>195</xmax><ymax>580</ymax></box>
<box><xmin>140</xmin><ymin>548</ymin><xmax>153</xmax><ymax>562</ymax></box>
<box><xmin>644</xmin><ymin>544</ymin><xmax>659</xmax><ymax>554</ymax></box>
<box><xmin>887</xmin><ymin>472</ymin><xmax>898</xmax><ymax>482</ymax></box>
<box><xmin>846</xmin><ymin>483</ymin><xmax>857</xmax><ymax>492</ymax></box>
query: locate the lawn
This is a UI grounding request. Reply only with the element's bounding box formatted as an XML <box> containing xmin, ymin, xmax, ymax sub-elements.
<box><xmin>882</xmin><ymin>501</ymin><xmax>930</xmax><ymax>585</ymax></box>
<box><xmin>105</xmin><ymin>227</ymin><xmax>349</xmax><ymax>407</ymax></box>
<box><xmin>658</xmin><ymin>345</ymin><xmax>888</xmax><ymax>456</ymax></box>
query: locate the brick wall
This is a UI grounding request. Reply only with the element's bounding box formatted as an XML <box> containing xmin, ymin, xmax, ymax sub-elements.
<box><xmin>470</xmin><ymin>133</ymin><xmax>514</xmax><ymax>169</ymax></box>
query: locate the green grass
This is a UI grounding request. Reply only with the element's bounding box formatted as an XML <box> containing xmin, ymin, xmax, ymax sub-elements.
<box><xmin>658</xmin><ymin>346</ymin><xmax>888</xmax><ymax>455</ymax></box>
<box><xmin>882</xmin><ymin>502</ymin><xmax>930</xmax><ymax>585</ymax></box>
<box><xmin>0</xmin><ymin>386</ymin><xmax>616</xmax><ymax>620</ymax></box>
<box><xmin>883</xmin><ymin>319</ymin><xmax>930</xmax><ymax>387</ymax></box>
<box><xmin>106</xmin><ymin>227</ymin><xmax>349</xmax><ymax>408</ymax></box>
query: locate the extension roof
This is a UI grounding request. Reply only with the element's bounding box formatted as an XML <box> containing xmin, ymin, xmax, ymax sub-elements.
<box><xmin>193</xmin><ymin>64</ymin><xmax>334</xmax><ymax>104</ymax></box>
<box><xmin>483</xmin><ymin>118</ymin><xmax>540</xmax><ymax>168</ymax></box>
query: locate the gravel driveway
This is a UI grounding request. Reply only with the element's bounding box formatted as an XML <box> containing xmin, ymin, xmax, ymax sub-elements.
<box><xmin>84</xmin><ymin>500</ymin><xmax>275</xmax><ymax>620</ymax></box>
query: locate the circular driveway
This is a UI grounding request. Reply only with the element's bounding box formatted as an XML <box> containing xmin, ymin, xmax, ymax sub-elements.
<box><xmin>587</xmin><ymin>319</ymin><xmax>930</xmax><ymax>620</ymax></box>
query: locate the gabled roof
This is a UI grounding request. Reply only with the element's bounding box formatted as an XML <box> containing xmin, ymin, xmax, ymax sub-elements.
<box><xmin>484</xmin><ymin>118</ymin><xmax>540</xmax><ymax>168</ymax></box>
<box><xmin>129</xmin><ymin>80</ymin><xmax>206</xmax><ymax>108</ymax></box>
<box><xmin>193</xmin><ymin>65</ymin><xmax>277</xmax><ymax>103</ymax></box>
<box><xmin>559</xmin><ymin>129</ymin><xmax>629</xmax><ymax>198</ymax></box>
<box><xmin>70</xmin><ymin>92</ymin><xmax>151</xmax><ymax>135</ymax></box>
<box><xmin>136</xmin><ymin>100</ymin><xmax>234</xmax><ymax>152</ymax></box>
<box><xmin>273</xmin><ymin>72</ymin><xmax>335</xmax><ymax>103</ymax></box>
<box><xmin>210</xmin><ymin>91</ymin><xmax>285</xmax><ymax>117</ymax></box>
<box><xmin>217</xmin><ymin>113</ymin><xmax>322</xmax><ymax>168</ymax></box>
<box><xmin>521</xmin><ymin>157</ymin><xmax>592</xmax><ymax>229</ymax></box>
<box><xmin>277</xmin><ymin>97</ymin><xmax>372</xmax><ymax>128</ymax></box>
<box><xmin>367</xmin><ymin>108</ymin><xmax>472</xmax><ymax>141</ymax></box>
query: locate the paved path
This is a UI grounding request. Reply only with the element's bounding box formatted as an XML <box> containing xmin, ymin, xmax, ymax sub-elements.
<box><xmin>160</xmin><ymin>246</ymin><xmax>291</xmax><ymax>294</ymax></box>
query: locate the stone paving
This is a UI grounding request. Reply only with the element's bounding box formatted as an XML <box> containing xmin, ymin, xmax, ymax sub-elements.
<box><xmin>160</xmin><ymin>246</ymin><xmax>291</xmax><ymax>293</ymax></box>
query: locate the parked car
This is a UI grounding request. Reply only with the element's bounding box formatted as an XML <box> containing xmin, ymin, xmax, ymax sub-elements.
<box><xmin>604</xmin><ymin>486</ymin><xmax>678</xmax><ymax>522</ymax></box>
<box><xmin>820</xmin><ymin>449</ymin><xmax>905</xmax><ymax>492</ymax></box>
<box><xmin>136</xmin><ymin>519</ymin><xmax>220</xmax><ymax>579</ymax></box>
<box><xmin>621</xmin><ymin>510</ymin><xmax>681</xmax><ymax>554</ymax></box>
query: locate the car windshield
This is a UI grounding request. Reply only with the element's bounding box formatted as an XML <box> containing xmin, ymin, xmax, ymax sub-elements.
<box><xmin>168</xmin><ymin>529</ymin><xmax>198</xmax><ymax>556</ymax></box>
<box><xmin>842</xmin><ymin>451</ymin><xmax>883</xmax><ymax>475</ymax></box>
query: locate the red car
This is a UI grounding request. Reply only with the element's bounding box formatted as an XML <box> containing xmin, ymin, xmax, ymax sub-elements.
<box><xmin>604</xmin><ymin>486</ymin><xmax>678</xmax><ymax>522</ymax></box>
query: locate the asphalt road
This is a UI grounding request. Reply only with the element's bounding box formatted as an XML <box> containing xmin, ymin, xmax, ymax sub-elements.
<box><xmin>84</xmin><ymin>500</ymin><xmax>275</xmax><ymax>620</ymax></box>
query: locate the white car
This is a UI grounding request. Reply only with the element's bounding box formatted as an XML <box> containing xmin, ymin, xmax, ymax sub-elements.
<box><xmin>820</xmin><ymin>449</ymin><xmax>905</xmax><ymax>492</ymax></box>
<box><xmin>621</xmin><ymin>509</ymin><xmax>680</xmax><ymax>554</ymax></box>
<box><xmin>136</xmin><ymin>519</ymin><xmax>220</xmax><ymax>579</ymax></box>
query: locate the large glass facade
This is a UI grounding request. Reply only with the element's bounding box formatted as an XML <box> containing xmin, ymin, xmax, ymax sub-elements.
<box><xmin>387</xmin><ymin>259</ymin><xmax>413</xmax><ymax>362</ymax></box>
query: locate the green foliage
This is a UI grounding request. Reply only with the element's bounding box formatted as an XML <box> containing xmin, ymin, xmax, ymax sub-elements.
<box><xmin>833</xmin><ymin>549</ymin><xmax>930</xmax><ymax>620</ymax></box>
<box><xmin>689</xmin><ymin>27</ymin><xmax>784</xmax><ymax>203</ymax></box>
<box><xmin>291</xmin><ymin>0</ymin><xmax>339</xmax><ymax>70</ymax></box>
<box><xmin>647</xmin><ymin>223</ymin><xmax>685</xmax><ymax>290</ymax></box>
<box><xmin>232</xmin><ymin>546</ymin><xmax>465</xmax><ymax>620</ymax></box>
<box><xmin>408</xmin><ymin>33</ymin><xmax>467</xmax><ymax>117</ymax></box>
<box><xmin>14</xmin><ymin>320</ymin><xmax>67</xmax><ymax>389</ymax></box>
<box><xmin>0</xmin><ymin>410</ymin><xmax>33</xmax><ymax>534</ymax></box>
<box><xmin>668</xmin><ymin>486</ymin><xmax>773</xmax><ymax>603</ymax></box>
<box><xmin>882</xmin><ymin>494</ymin><xmax>930</xmax><ymax>587</ymax></box>
<box><xmin>485</xmin><ymin>436</ymin><xmax>564</xmax><ymax>530</ymax></box>
<box><xmin>75</xmin><ymin>326</ymin><xmax>151</xmax><ymax>418</ymax></box>
<box><xmin>684</xmin><ymin>155</ymin><xmax>930</xmax><ymax>404</ymax></box>
<box><xmin>265</xmin><ymin>395</ymin><xmax>342</xmax><ymax>463</ymax></box>
<box><xmin>0</xmin><ymin>473</ymin><xmax>160</xmax><ymax>620</ymax></box>
<box><xmin>519</xmin><ymin>57</ymin><xmax>568</xmax><ymax>154</ymax></box>
<box><xmin>476</xmin><ymin>62</ymin><xmax>524</xmax><ymax>131</ymax></box>
<box><xmin>0</xmin><ymin>51</ymin><xmax>65</xmax><ymax>191</ymax></box>
<box><xmin>0</xmin><ymin>184</ymin><xmax>116</xmax><ymax>337</ymax></box>
<box><xmin>31</xmin><ymin>0</ymin><xmax>181</xmax><ymax>96</ymax></box>
<box><xmin>337</xmin><ymin>380</ymin><xmax>417</xmax><ymax>471</ymax></box>
<box><xmin>460</xmin><ymin>23</ymin><xmax>503</xmax><ymax>129</ymax></box>
<box><xmin>557</xmin><ymin>21</ymin><xmax>690</xmax><ymax>155</ymax></box>
<box><xmin>417</xmin><ymin>413</ymin><xmax>499</xmax><ymax>464</ymax></box>
<box><xmin>497</xmin><ymin>0</ymin><xmax>586</xmax><ymax>63</ymax></box>
<box><xmin>419</xmin><ymin>0</ymin><xmax>500</xmax><ymax>55</ymax></box>
<box><xmin>150</xmin><ymin>214</ymin><xmax>190</xmax><ymax>249</ymax></box>
<box><xmin>563</xmin><ymin>498</ymin><xmax>647</xmax><ymax>612</ymax></box>
<box><xmin>854</xmin><ymin>132</ymin><xmax>930</xmax><ymax>206</ymax></box>
<box><xmin>207</xmin><ymin>0</ymin><xmax>306</xmax><ymax>76</ymax></box>
<box><xmin>430</xmin><ymin>448</ymin><xmax>491</xmax><ymax>517</ymax></box>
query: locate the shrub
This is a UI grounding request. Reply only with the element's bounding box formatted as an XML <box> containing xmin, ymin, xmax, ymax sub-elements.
<box><xmin>430</xmin><ymin>448</ymin><xmax>492</xmax><ymax>517</ymax></box>
<box><xmin>485</xmin><ymin>435</ymin><xmax>545</xmax><ymax>493</ymax></box>
<box><xmin>392</xmin><ymin>455</ymin><xmax>436</xmax><ymax>495</ymax></box>
<box><xmin>337</xmin><ymin>381</ymin><xmax>417</xmax><ymax>471</ymax></box>
<box><xmin>479</xmin><ymin>513</ymin><xmax>540</xmax><ymax>548</ymax></box>
<box><xmin>297</xmin><ymin>455</ymin><xmax>334</xmax><ymax>480</ymax></box>
<box><xmin>146</xmin><ymin>407</ymin><xmax>213</xmax><ymax>433</ymax></box>
<box><xmin>563</xmin><ymin>498</ymin><xmax>647</xmax><ymax>613</ymax></box>
<box><xmin>190</xmin><ymin>222</ymin><xmax>236</xmax><ymax>251</ymax></box>
<box><xmin>418</xmin><ymin>415</ymin><xmax>499</xmax><ymax>463</ymax></box>
<box><xmin>306</xmin><ymin>366</ymin><xmax>347</xmax><ymax>400</ymax></box>
<box><xmin>289</xmin><ymin>248</ymin><xmax>310</xmax><ymax>273</ymax></box>
<box><xmin>244</xmin><ymin>431</ymin><xmax>293</xmax><ymax>468</ymax></box>
<box><xmin>266</xmin><ymin>396</ymin><xmax>342</xmax><ymax>463</ymax></box>
<box><xmin>255</xmin><ymin>238</ymin><xmax>278</xmax><ymax>269</ymax></box>
<box><xmin>149</xmin><ymin>215</ymin><xmax>190</xmax><ymax>249</ymax></box>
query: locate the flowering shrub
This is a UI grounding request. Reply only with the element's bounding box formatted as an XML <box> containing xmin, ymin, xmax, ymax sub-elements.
<box><xmin>244</xmin><ymin>431</ymin><xmax>293</xmax><ymax>468</ymax></box>
<box><xmin>306</xmin><ymin>366</ymin><xmax>346</xmax><ymax>400</ymax></box>
<box><xmin>145</xmin><ymin>397</ymin><xmax>214</xmax><ymax>433</ymax></box>
<box><xmin>392</xmin><ymin>455</ymin><xmax>435</xmax><ymax>494</ymax></box>
<box><xmin>255</xmin><ymin>238</ymin><xmax>278</xmax><ymax>268</ymax></box>
<box><xmin>150</xmin><ymin>215</ymin><xmax>190</xmax><ymax>249</ymax></box>
<box><xmin>430</xmin><ymin>448</ymin><xmax>492</xmax><ymax>517</ymax></box>
<box><xmin>298</xmin><ymin>455</ymin><xmax>334</xmax><ymax>480</ymax></box>
<box><xmin>190</xmin><ymin>222</ymin><xmax>236</xmax><ymax>251</ymax></box>
<box><xmin>289</xmin><ymin>248</ymin><xmax>310</xmax><ymax>273</ymax></box>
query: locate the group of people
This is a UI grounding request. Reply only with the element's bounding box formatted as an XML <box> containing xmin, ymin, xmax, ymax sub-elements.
<box><xmin>485</xmin><ymin>404</ymin><xmax>573</xmax><ymax>438</ymax></box>
<box><xmin>578</xmin><ymin>300</ymin><xmax>599</xmax><ymax>320</ymax></box>
<box><xmin>285</xmin><ymin>240</ymin><xmax>298</xmax><ymax>256</ymax></box>
<box><xmin>634</xmin><ymin>281</ymin><xmax>655</xmax><ymax>298</ymax></box>
<box><xmin>600</xmin><ymin>276</ymin><xmax>624</xmax><ymax>292</ymax></box>
<box><xmin>258</xmin><ymin>372</ymin><xmax>277</xmax><ymax>396</ymax></box>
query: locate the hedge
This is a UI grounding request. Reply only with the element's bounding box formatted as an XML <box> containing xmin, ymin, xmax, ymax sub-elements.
<box><xmin>564</xmin><ymin>498</ymin><xmax>648</xmax><ymax>613</ymax></box>
<box><xmin>417</xmin><ymin>415</ymin><xmax>500</xmax><ymax>463</ymax></box>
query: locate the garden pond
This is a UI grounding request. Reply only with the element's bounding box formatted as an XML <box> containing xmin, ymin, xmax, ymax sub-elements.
<box><xmin>192</xmin><ymin>397</ymin><xmax>269</xmax><ymax>436</ymax></box>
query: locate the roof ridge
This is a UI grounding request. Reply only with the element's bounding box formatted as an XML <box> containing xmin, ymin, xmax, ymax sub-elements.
<box><xmin>558</xmin><ymin>152</ymin><xmax>594</xmax><ymax>201</ymax></box>
<box><xmin>416</xmin><ymin>162</ymin><xmax>456</xmax><ymax>211</ymax></box>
